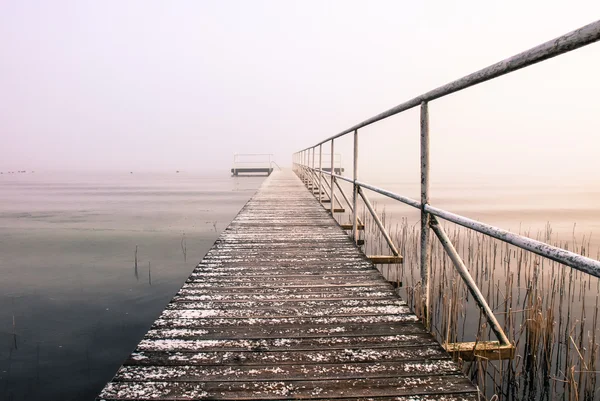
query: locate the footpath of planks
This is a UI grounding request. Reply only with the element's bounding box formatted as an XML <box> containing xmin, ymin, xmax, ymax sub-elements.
<box><xmin>97</xmin><ymin>170</ymin><xmax>478</xmax><ymax>400</ymax></box>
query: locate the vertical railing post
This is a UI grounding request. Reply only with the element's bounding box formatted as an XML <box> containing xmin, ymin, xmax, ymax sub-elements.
<box><xmin>352</xmin><ymin>130</ymin><xmax>358</xmax><ymax>244</ymax></box>
<box><xmin>330</xmin><ymin>139</ymin><xmax>335</xmax><ymax>214</ymax></box>
<box><xmin>311</xmin><ymin>147</ymin><xmax>315</xmax><ymax>190</ymax></box>
<box><xmin>306</xmin><ymin>149</ymin><xmax>309</xmax><ymax>186</ymax></box>
<box><xmin>304</xmin><ymin>149</ymin><xmax>310</xmax><ymax>186</ymax></box>
<box><xmin>420</xmin><ymin>101</ymin><xmax>431</xmax><ymax>330</ymax></box>
<box><xmin>318</xmin><ymin>144</ymin><xmax>323</xmax><ymax>203</ymax></box>
<box><xmin>304</xmin><ymin>150</ymin><xmax>308</xmax><ymax>184</ymax></box>
<box><xmin>305</xmin><ymin>150</ymin><xmax>309</xmax><ymax>183</ymax></box>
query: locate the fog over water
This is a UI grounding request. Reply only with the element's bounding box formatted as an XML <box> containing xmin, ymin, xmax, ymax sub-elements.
<box><xmin>1</xmin><ymin>1</ymin><xmax>600</xmax><ymax>178</ymax></box>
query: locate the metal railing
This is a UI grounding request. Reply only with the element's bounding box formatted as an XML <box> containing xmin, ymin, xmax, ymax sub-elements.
<box><xmin>232</xmin><ymin>153</ymin><xmax>275</xmax><ymax>176</ymax></box>
<box><xmin>233</xmin><ymin>153</ymin><xmax>273</xmax><ymax>166</ymax></box>
<box><xmin>292</xmin><ymin>20</ymin><xmax>600</xmax><ymax>348</ymax></box>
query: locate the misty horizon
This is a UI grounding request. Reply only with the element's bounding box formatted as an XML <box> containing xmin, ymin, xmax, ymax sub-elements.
<box><xmin>2</xmin><ymin>1</ymin><xmax>600</xmax><ymax>184</ymax></box>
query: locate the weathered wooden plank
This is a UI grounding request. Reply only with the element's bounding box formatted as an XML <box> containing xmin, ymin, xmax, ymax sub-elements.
<box><xmin>197</xmin><ymin>257</ymin><xmax>372</xmax><ymax>265</ymax></box>
<box><xmin>98</xmin><ymin>375</ymin><xmax>476</xmax><ymax>400</ymax></box>
<box><xmin>125</xmin><ymin>346</ymin><xmax>451</xmax><ymax>366</ymax></box>
<box><xmin>368</xmin><ymin>255</ymin><xmax>404</xmax><ymax>264</ymax></box>
<box><xmin>166</xmin><ymin>298</ymin><xmax>403</xmax><ymax>309</ymax></box>
<box><xmin>136</xmin><ymin>333</ymin><xmax>437</xmax><ymax>352</ymax></box>
<box><xmin>158</xmin><ymin>304</ymin><xmax>411</xmax><ymax>319</ymax></box>
<box><xmin>186</xmin><ymin>273</ymin><xmax>383</xmax><ymax>282</ymax></box>
<box><xmin>144</xmin><ymin>322</ymin><xmax>427</xmax><ymax>339</ymax></box>
<box><xmin>151</xmin><ymin>314</ymin><xmax>419</xmax><ymax>329</ymax></box>
<box><xmin>340</xmin><ymin>223</ymin><xmax>365</xmax><ymax>230</ymax></box>
<box><xmin>193</xmin><ymin>266</ymin><xmax>376</xmax><ymax>273</ymax></box>
<box><xmin>178</xmin><ymin>283</ymin><xmax>391</xmax><ymax>294</ymax></box>
<box><xmin>171</xmin><ymin>296</ymin><xmax>396</xmax><ymax>304</ymax></box>
<box><xmin>444</xmin><ymin>341</ymin><xmax>516</xmax><ymax>361</ymax></box>
<box><xmin>193</xmin><ymin>263</ymin><xmax>376</xmax><ymax>271</ymax></box>
<box><xmin>182</xmin><ymin>280</ymin><xmax>387</xmax><ymax>288</ymax></box>
<box><xmin>113</xmin><ymin>360</ymin><xmax>461</xmax><ymax>382</ymax></box>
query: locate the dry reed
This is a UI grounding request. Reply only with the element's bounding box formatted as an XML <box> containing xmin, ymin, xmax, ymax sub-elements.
<box><xmin>334</xmin><ymin>197</ymin><xmax>600</xmax><ymax>401</ymax></box>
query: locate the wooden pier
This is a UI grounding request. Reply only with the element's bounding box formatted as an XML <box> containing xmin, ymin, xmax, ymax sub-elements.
<box><xmin>231</xmin><ymin>167</ymin><xmax>274</xmax><ymax>176</ymax></box>
<box><xmin>97</xmin><ymin>170</ymin><xmax>478</xmax><ymax>400</ymax></box>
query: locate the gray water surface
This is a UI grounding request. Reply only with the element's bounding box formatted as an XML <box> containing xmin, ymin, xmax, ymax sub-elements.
<box><xmin>0</xmin><ymin>171</ymin><xmax>264</xmax><ymax>401</ymax></box>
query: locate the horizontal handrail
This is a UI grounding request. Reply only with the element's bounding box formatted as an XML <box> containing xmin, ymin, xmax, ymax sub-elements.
<box><xmin>306</xmin><ymin>166</ymin><xmax>600</xmax><ymax>278</ymax></box>
<box><xmin>299</xmin><ymin>20</ymin><xmax>600</xmax><ymax>152</ymax></box>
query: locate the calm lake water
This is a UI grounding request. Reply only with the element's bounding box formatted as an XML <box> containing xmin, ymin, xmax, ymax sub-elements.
<box><xmin>2</xmin><ymin>170</ymin><xmax>599</xmax><ymax>401</ymax></box>
<box><xmin>0</xmin><ymin>171</ymin><xmax>263</xmax><ymax>401</ymax></box>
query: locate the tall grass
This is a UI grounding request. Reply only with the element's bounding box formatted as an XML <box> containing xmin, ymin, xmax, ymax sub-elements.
<box><xmin>343</xmin><ymin>198</ymin><xmax>600</xmax><ymax>401</ymax></box>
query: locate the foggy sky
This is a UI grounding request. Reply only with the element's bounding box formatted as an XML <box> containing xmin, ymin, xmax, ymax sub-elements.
<box><xmin>1</xmin><ymin>1</ymin><xmax>599</xmax><ymax>182</ymax></box>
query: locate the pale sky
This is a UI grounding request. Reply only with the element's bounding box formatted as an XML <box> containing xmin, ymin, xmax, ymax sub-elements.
<box><xmin>1</xmin><ymin>1</ymin><xmax>599</xmax><ymax>182</ymax></box>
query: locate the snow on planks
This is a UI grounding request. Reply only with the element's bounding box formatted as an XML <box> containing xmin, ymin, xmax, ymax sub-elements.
<box><xmin>97</xmin><ymin>170</ymin><xmax>478</xmax><ymax>400</ymax></box>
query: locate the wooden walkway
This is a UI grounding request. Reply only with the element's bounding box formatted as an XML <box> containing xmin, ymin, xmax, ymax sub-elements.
<box><xmin>97</xmin><ymin>170</ymin><xmax>478</xmax><ymax>400</ymax></box>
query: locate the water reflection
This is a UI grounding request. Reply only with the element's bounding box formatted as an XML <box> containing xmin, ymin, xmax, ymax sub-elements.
<box><xmin>0</xmin><ymin>172</ymin><xmax>263</xmax><ymax>401</ymax></box>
